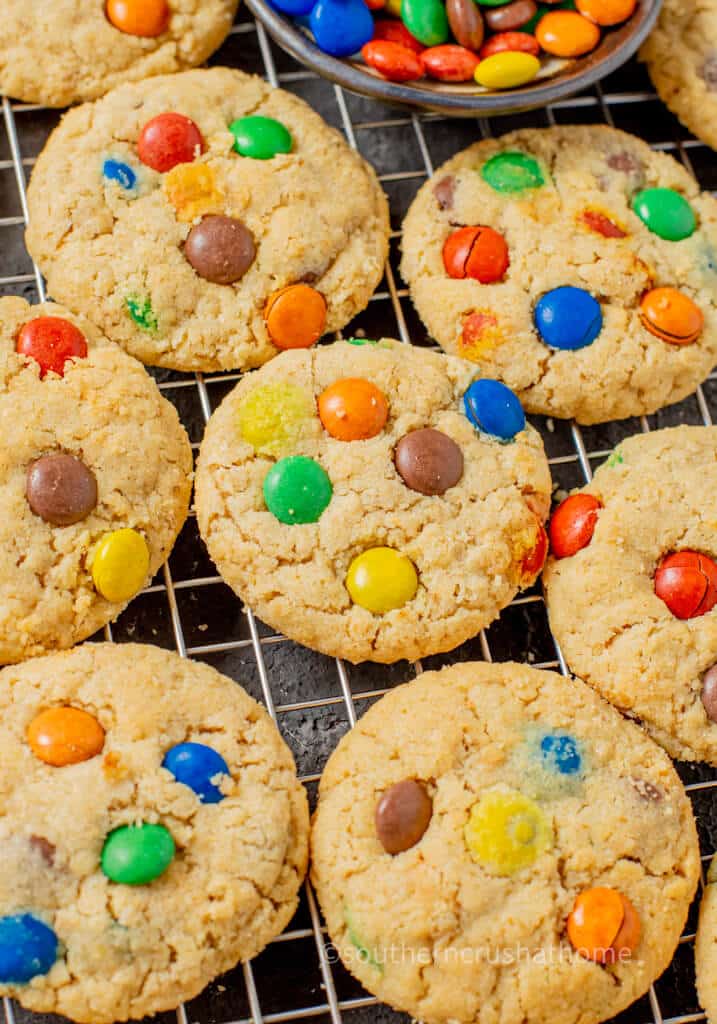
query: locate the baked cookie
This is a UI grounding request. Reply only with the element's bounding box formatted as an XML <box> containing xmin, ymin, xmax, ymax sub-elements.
<box><xmin>0</xmin><ymin>642</ymin><xmax>309</xmax><ymax>1023</ymax></box>
<box><xmin>0</xmin><ymin>296</ymin><xmax>192</xmax><ymax>664</ymax></box>
<box><xmin>311</xmin><ymin>661</ymin><xmax>700</xmax><ymax>1024</ymax></box>
<box><xmin>25</xmin><ymin>68</ymin><xmax>390</xmax><ymax>373</ymax></box>
<box><xmin>400</xmin><ymin>125</ymin><xmax>717</xmax><ymax>424</ymax></box>
<box><xmin>0</xmin><ymin>0</ymin><xmax>238</xmax><ymax>107</ymax></box>
<box><xmin>544</xmin><ymin>425</ymin><xmax>717</xmax><ymax>764</ymax></box>
<box><xmin>195</xmin><ymin>339</ymin><xmax>552</xmax><ymax>664</ymax></box>
<box><xmin>696</xmin><ymin>856</ymin><xmax>717</xmax><ymax>1024</ymax></box>
<box><xmin>640</xmin><ymin>0</ymin><xmax>717</xmax><ymax>153</ymax></box>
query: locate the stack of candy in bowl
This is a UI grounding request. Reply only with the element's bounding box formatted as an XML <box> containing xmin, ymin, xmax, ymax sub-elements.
<box><xmin>271</xmin><ymin>0</ymin><xmax>639</xmax><ymax>89</ymax></box>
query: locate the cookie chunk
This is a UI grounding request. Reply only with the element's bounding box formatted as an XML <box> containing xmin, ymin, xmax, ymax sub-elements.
<box><xmin>0</xmin><ymin>0</ymin><xmax>238</xmax><ymax>107</ymax></box>
<box><xmin>311</xmin><ymin>661</ymin><xmax>699</xmax><ymax>1024</ymax></box>
<box><xmin>697</xmin><ymin>857</ymin><xmax>717</xmax><ymax>1024</ymax></box>
<box><xmin>400</xmin><ymin>125</ymin><xmax>717</xmax><ymax>424</ymax></box>
<box><xmin>0</xmin><ymin>642</ymin><xmax>309</xmax><ymax>1023</ymax></box>
<box><xmin>25</xmin><ymin>68</ymin><xmax>390</xmax><ymax>372</ymax></box>
<box><xmin>0</xmin><ymin>296</ymin><xmax>192</xmax><ymax>663</ymax></box>
<box><xmin>195</xmin><ymin>339</ymin><xmax>551</xmax><ymax>664</ymax></box>
<box><xmin>641</xmin><ymin>0</ymin><xmax>717</xmax><ymax>153</ymax></box>
<box><xmin>544</xmin><ymin>426</ymin><xmax>717</xmax><ymax>764</ymax></box>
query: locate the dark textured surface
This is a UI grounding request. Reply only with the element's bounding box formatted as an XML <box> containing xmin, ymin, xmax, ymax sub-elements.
<box><xmin>1</xmin><ymin>9</ymin><xmax>716</xmax><ymax>1024</ymax></box>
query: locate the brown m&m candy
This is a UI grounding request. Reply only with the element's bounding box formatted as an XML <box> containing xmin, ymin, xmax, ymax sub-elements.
<box><xmin>433</xmin><ymin>175</ymin><xmax>456</xmax><ymax>211</ymax></box>
<box><xmin>484</xmin><ymin>0</ymin><xmax>537</xmax><ymax>31</ymax></box>
<box><xmin>394</xmin><ymin>428</ymin><xmax>463</xmax><ymax>495</ymax></box>
<box><xmin>26</xmin><ymin>454</ymin><xmax>98</xmax><ymax>526</ymax></box>
<box><xmin>702</xmin><ymin>665</ymin><xmax>717</xmax><ymax>723</ymax></box>
<box><xmin>184</xmin><ymin>215</ymin><xmax>256</xmax><ymax>285</ymax></box>
<box><xmin>375</xmin><ymin>779</ymin><xmax>433</xmax><ymax>854</ymax></box>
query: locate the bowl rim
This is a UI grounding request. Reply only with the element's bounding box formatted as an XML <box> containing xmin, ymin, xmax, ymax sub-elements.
<box><xmin>245</xmin><ymin>0</ymin><xmax>663</xmax><ymax>116</ymax></box>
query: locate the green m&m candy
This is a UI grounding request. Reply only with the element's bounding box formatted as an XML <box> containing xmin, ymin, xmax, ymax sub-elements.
<box><xmin>229</xmin><ymin>116</ymin><xmax>293</xmax><ymax>160</ymax></box>
<box><xmin>101</xmin><ymin>823</ymin><xmax>175</xmax><ymax>886</ymax></box>
<box><xmin>481</xmin><ymin>151</ymin><xmax>545</xmax><ymax>193</ymax></box>
<box><xmin>263</xmin><ymin>455</ymin><xmax>333</xmax><ymax>525</ymax></box>
<box><xmin>401</xmin><ymin>0</ymin><xmax>450</xmax><ymax>45</ymax></box>
<box><xmin>632</xmin><ymin>187</ymin><xmax>697</xmax><ymax>241</ymax></box>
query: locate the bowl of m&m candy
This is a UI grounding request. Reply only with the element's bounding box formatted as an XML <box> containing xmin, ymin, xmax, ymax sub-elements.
<box><xmin>246</xmin><ymin>0</ymin><xmax>661</xmax><ymax>114</ymax></box>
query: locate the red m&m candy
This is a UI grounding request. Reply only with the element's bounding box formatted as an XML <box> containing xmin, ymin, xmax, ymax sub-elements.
<box><xmin>521</xmin><ymin>522</ymin><xmax>548</xmax><ymax>579</ymax></box>
<box><xmin>16</xmin><ymin>317</ymin><xmax>88</xmax><ymax>378</ymax></box>
<box><xmin>549</xmin><ymin>493</ymin><xmax>601</xmax><ymax>558</ymax></box>
<box><xmin>137</xmin><ymin>113</ymin><xmax>204</xmax><ymax>173</ymax></box>
<box><xmin>361</xmin><ymin>40</ymin><xmax>424</xmax><ymax>81</ymax></box>
<box><xmin>372</xmin><ymin>18</ymin><xmax>425</xmax><ymax>52</ymax></box>
<box><xmin>654</xmin><ymin>550</ymin><xmax>717</xmax><ymax>619</ymax></box>
<box><xmin>420</xmin><ymin>44</ymin><xmax>480</xmax><ymax>82</ymax></box>
<box><xmin>443</xmin><ymin>226</ymin><xmax>510</xmax><ymax>284</ymax></box>
<box><xmin>480</xmin><ymin>31</ymin><xmax>540</xmax><ymax>59</ymax></box>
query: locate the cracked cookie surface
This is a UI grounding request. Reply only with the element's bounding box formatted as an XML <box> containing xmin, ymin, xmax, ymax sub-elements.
<box><xmin>697</xmin><ymin>856</ymin><xmax>717</xmax><ymax>1024</ymax></box>
<box><xmin>0</xmin><ymin>0</ymin><xmax>238</xmax><ymax>107</ymax></box>
<box><xmin>0</xmin><ymin>296</ymin><xmax>192</xmax><ymax>664</ymax></box>
<box><xmin>311</xmin><ymin>661</ymin><xmax>699</xmax><ymax>1024</ymax></box>
<box><xmin>640</xmin><ymin>0</ymin><xmax>717</xmax><ymax>153</ymax></box>
<box><xmin>194</xmin><ymin>339</ymin><xmax>551</xmax><ymax>664</ymax></box>
<box><xmin>544</xmin><ymin>426</ymin><xmax>717</xmax><ymax>764</ymax></box>
<box><xmin>25</xmin><ymin>68</ymin><xmax>390</xmax><ymax>373</ymax></box>
<box><xmin>0</xmin><ymin>642</ymin><xmax>309</xmax><ymax>1023</ymax></box>
<box><xmin>400</xmin><ymin>125</ymin><xmax>717</xmax><ymax>424</ymax></box>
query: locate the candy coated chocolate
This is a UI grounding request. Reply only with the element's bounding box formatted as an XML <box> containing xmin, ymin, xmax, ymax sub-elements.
<box><xmin>16</xmin><ymin>316</ymin><xmax>88</xmax><ymax>379</ymax></box>
<box><xmin>446</xmin><ymin>0</ymin><xmax>485</xmax><ymax>49</ymax></box>
<box><xmin>163</xmin><ymin>742</ymin><xmax>230</xmax><ymax>803</ymax></box>
<box><xmin>632</xmin><ymin>188</ymin><xmax>697</xmax><ymax>242</ymax></box>
<box><xmin>184</xmin><ymin>215</ymin><xmax>256</xmax><ymax>285</ymax></box>
<box><xmin>702</xmin><ymin>665</ymin><xmax>717</xmax><ymax>723</ymax></box>
<box><xmin>346</xmin><ymin>547</ymin><xmax>418</xmax><ymax>613</ymax></box>
<box><xmin>362</xmin><ymin>39</ymin><xmax>425</xmax><ymax>81</ymax></box>
<box><xmin>402</xmin><ymin>0</ymin><xmax>450</xmax><ymax>45</ymax></box>
<box><xmin>549</xmin><ymin>493</ymin><xmax>601</xmax><ymax>558</ymax></box>
<box><xmin>27</xmin><ymin>706</ymin><xmax>105</xmax><ymax>767</ymax></box>
<box><xmin>394</xmin><ymin>428</ymin><xmax>464</xmax><ymax>495</ymax></box>
<box><xmin>433</xmin><ymin>175</ymin><xmax>456</xmax><ymax>210</ymax></box>
<box><xmin>106</xmin><ymin>0</ymin><xmax>169</xmax><ymax>35</ymax></box>
<box><xmin>443</xmin><ymin>225</ymin><xmax>510</xmax><ymax>283</ymax></box>
<box><xmin>101</xmin><ymin>823</ymin><xmax>175</xmax><ymax>885</ymax></box>
<box><xmin>0</xmin><ymin>914</ymin><xmax>58</xmax><ymax>984</ymax></box>
<box><xmin>640</xmin><ymin>287</ymin><xmax>703</xmax><ymax>345</ymax></box>
<box><xmin>318</xmin><ymin>378</ymin><xmax>389</xmax><ymax>442</ymax></box>
<box><xmin>485</xmin><ymin>0</ymin><xmax>537</xmax><ymax>31</ymax></box>
<box><xmin>534</xmin><ymin>286</ymin><xmax>602</xmax><ymax>350</ymax></box>
<box><xmin>463</xmin><ymin>378</ymin><xmax>525</xmax><ymax>441</ymax></box>
<box><xmin>481</xmin><ymin>151</ymin><xmax>544</xmax><ymax>192</ymax></box>
<box><xmin>263</xmin><ymin>456</ymin><xmax>333</xmax><ymax>524</ymax></box>
<box><xmin>310</xmin><ymin>0</ymin><xmax>374</xmax><ymax>56</ymax></box>
<box><xmin>375</xmin><ymin>779</ymin><xmax>433</xmax><ymax>854</ymax></box>
<box><xmin>26</xmin><ymin>453</ymin><xmax>98</xmax><ymax>526</ymax></box>
<box><xmin>137</xmin><ymin>113</ymin><xmax>203</xmax><ymax>173</ymax></box>
<box><xmin>654</xmin><ymin>550</ymin><xmax>717</xmax><ymax>619</ymax></box>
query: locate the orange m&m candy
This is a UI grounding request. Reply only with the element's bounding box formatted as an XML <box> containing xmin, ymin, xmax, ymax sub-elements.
<box><xmin>640</xmin><ymin>287</ymin><xmax>704</xmax><ymax>346</ymax></box>
<box><xmin>443</xmin><ymin>226</ymin><xmax>510</xmax><ymax>284</ymax></box>
<box><xmin>106</xmin><ymin>0</ymin><xmax>170</xmax><ymax>36</ymax></box>
<box><xmin>536</xmin><ymin>11</ymin><xmax>601</xmax><ymax>56</ymax></box>
<box><xmin>27</xmin><ymin>707</ymin><xmax>105</xmax><ymax>767</ymax></box>
<box><xmin>265</xmin><ymin>284</ymin><xmax>327</xmax><ymax>350</ymax></box>
<box><xmin>575</xmin><ymin>0</ymin><xmax>636</xmax><ymax>25</ymax></box>
<box><xmin>318</xmin><ymin>378</ymin><xmax>389</xmax><ymax>441</ymax></box>
<box><xmin>549</xmin><ymin>493</ymin><xmax>601</xmax><ymax>559</ymax></box>
<box><xmin>567</xmin><ymin>887</ymin><xmax>641</xmax><ymax>964</ymax></box>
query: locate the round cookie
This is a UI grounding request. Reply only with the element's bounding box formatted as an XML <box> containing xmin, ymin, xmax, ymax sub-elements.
<box><xmin>640</xmin><ymin>0</ymin><xmax>717</xmax><ymax>153</ymax></box>
<box><xmin>543</xmin><ymin>425</ymin><xmax>717</xmax><ymax>764</ymax></box>
<box><xmin>195</xmin><ymin>339</ymin><xmax>552</xmax><ymax>664</ymax></box>
<box><xmin>0</xmin><ymin>0</ymin><xmax>238</xmax><ymax>107</ymax></box>
<box><xmin>25</xmin><ymin>68</ymin><xmax>390</xmax><ymax>373</ymax></box>
<box><xmin>311</xmin><ymin>661</ymin><xmax>700</xmax><ymax>1024</ymax></box>
<box><xmin>0</xmin><ymin>296</ymin><xmax>192</xmax><ymax>664</ymax></box>
<box><xmin>696</xmin><ymin>856</ymin><xmax>717</xmax><ymax>1024</ymax></box>
<box><xmin>0</xmin><ymin>642</ymin><xmax>309</xmax><ymax>1023</ymax></box>
<box><xmin>400</xmin><ymin>125</ymin><xmax>717</xmax><ymax>424</ymax></box>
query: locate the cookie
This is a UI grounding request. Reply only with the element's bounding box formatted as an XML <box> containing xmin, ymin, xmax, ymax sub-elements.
<box><xmin>0</xmin><ymin>642</ymin><xmax>309</xmax><ymax>1023</ymax></box>
<box><xmin>543</xmin><ymin>425</ymin><xmax>717</xmax><ymax>764</ymax></box>
<box><xmin>400</xmin><ymin>125</ymin><xmax>717</xmax><ymax>424</ymax></box>
<box><xmin>25</xmin><ymin>68</ymin><xmax>390</xmax><ymax>373</ymax></box>
<box><xmin>0</xmin><ymin>296</ymin><xmax>192</xmax><ymax>664</ymax></box>
<box><xmin>697</xmin><ymin>856</ymin><xmax>717</xmax><ymax>1024</ymax></box>
<box><xmin>195</xmin><ymin>338</ymin><xmax>552</xmax><ymax>664</ymax></box>
<box><xmin>0</xmin><ymin>0</ymin><xmax>238</xmax><ymax>107</ymax></box>
<box><xmin>640</xmin><ymin>0</ymin><xmax>717</xmax><ymax>153</ymax></box>
<box><xmin>311</xmin><ymin>661</ymin><xmax>700</xmax><ymax>1024</ymax></box>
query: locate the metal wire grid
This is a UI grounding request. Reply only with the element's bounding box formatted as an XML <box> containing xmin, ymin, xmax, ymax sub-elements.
<box><xmin>1</xmin><ymin>11</ymin><xmax>717</xmax><ymax>1024</ymax></box>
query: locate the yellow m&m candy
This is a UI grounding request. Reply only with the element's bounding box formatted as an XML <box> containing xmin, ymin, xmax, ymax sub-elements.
<box><xmin>238</xmin><ymin>383</ymin><xmax>313</xmax><ymax>457</ymax></box>
<box><xmin>91</xmin><ymin>528</ymin><xmax>150</xmax><ymax>602</ymax></box>
<box><xmin>474</xmin><ymin>52</ymin><xmax>540</xmax><ymax>89</ymax></box>
<box><xmin>163</xmin><ymin>164</ymin><xmax>223</xmax><ymax>223</ymax></box>
<box><xmin>346</xmin><ymin>547</ymin><xmax>418</xmax><ymax>614</ymax></box>
<box><xmin>464</xmin><ymin>788</ymin><xmax>552</xmax><ymax>875</ymax></box>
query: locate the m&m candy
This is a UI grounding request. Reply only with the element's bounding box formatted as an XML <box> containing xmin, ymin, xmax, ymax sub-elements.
<box><xmin>264</xmin><ymin>284</ymin><xmax>327</xmax><ymax>349</ymax></box>
<box><xmin>239</xmin><ymin>383</ymin><xmax>313</xmax><ymax>456</ymax></box>
<box><xmin>394</xmin><ymin>428</ymin><xmax>464</xmax><ymax>495</ymax></box>
<box><xmin>446</xmin><ymin>0</ymin><xmax>485</xmax><ymax>48</ymax></box>
<box><xmin>442</xmin><ymin>225</ymin><xmax>510</xmax><ymax>283</ymax></box>
<box><xmin>632</xmin><ymin>188</ymin><xmax>697</xmax><ymax>242</ymax></box>
<box><xmin>420</xmin><ymin>44</ymin><xmax>480</xmax><ymax>81</ymax></box>
<box><xmin>540</xmin><ymin>732</ymin><xmax>582</xmax><ymax>774</ymax></box>
<box><xmin>402</xmin><ymin>0</ymin><xmax>450</xmax><ymax>45</ymax></box>
<box><xmin>102</xmin><ymin>157</ymin><xmax>137</xmax><ymax>192</ymax></box>
<box><xmin>309</xmin><ymin>0</ymin><xmax>374</xmax><ymax>56</ymax></box>
<box><xmin>567</xmin><ymin>888</ymin><xmax>640</xmax><ymax>963</ymax></box>
<box><xmin>484</xmin><ymin>0</ymin><xmax>537</xmax><ymax>31</ymax></box>
<box><xmin>480</xmin><ymin>31</ymin><xmax>540</xmax><ymax>58</ymax></box>
<box><xmin>229</xmin><ymin>116</ymin><xmax>293</xmax><ymax>160</ymax></box>
<box><xmin>535</xmin><ymin>10</ymin><xmax>600</xmax><ymax>56</ymax></box>
<box><xmin>102</xmin><ymin>823</ymin><xmax>175</xmax><ymax>885</ymax></box>
<box><xmin>106</xmin><ymin>0</ymin><xmax>169</xmax><ymax>36</ymax></box>
<box><xmin>534</xmin><ymin>286</ymin><xmax>603</xmax><ymax>350</ymax></box>
<box><xmin>137</xmin><ymin>113</ymin><xmax>204</xmax><ymax>173</ymax></box>
<box><xmin>16</xmin><ymin>317</ymin><xmax>88</xmax><ymax>378</ymax></box>
<box><xmin>654</xmin><ymin>550</ymin><xmax>717</xmax><ymax>619</ymax></box>
<box><xmin>26</xmin><ymin>454</ymin><xmax>98</xmax><ymax>526</ymax></box>
<box><xmin>163</xmin><ymin>164</ymin><xmax>223</xmax><ymax>223</ymax></box>
<box><xmin>464</xmin><ymin>788</ymin><xmax>552</xmax><ymax>875</ymax></box>
<box><xmin>549</xmin><ymin>493</ymin><xmax>601</xmax><ymax>558</ymax></box>
<box><xmin>362</xmin><ymin>40</ymin><xmax>424</xmax><ymax>81</ymax></box>
<box><xmin>318</xmin><ymin>378</ymin><xmax>389</xmax><ymax>441</ymax></box>
<box><xmin>91</xmin><ymin>528</ymin><xmax>150</xmax><ymax>603</ymax></box>
<box><xmin>346</xmin><ymin>547</ymin><xmax>418</xmax><ymax>613</ymax></box>
<box><xmin>27</xmin><ymin>706</ymin><xmax>105</xmax><ymax>767</ymax></box>
<box><xmin>184</xmin><ymin>215</ymin><xmax>256</xmax><ymax>285</ymax></box>
<box><xmin>463</xmin><ymin>378</ymin><xmax>526</xmax><ymax>442</ymax></box>
<box><xmin>521</xmin><ymin>522</ymin><xmax>548</xmax><ymax>579</ymax></box>
<box><xmin>481</xmin><ymin>151</ymin><xmax>545</xmax><ymax>193</ymax></box>
<box><xmin>375</xmin><ymin>779</ymin><xmax>433</xmax><ymax>854</ymax></box>
<box><xmin>702</xmin><ymin>665</ymin><xmax>717</xmax><ymax>723</ymax></box>
<box><xmin>575</xmin><ymin>0</ymin><xmax>636</xmax><ymax>25</ymax></box>
<box><xmin>0</xmin><ymin>914</ymin><xmax>58</xmax><ymax>984</ymax></box>
<box><xmin>163</xmin><ymin>742</ymin><xmax>230</xmax><ymax>804</ymax></box>
<box><xmin>474</xmin><ymin>51</ymin><xmax>540</xmax><ymax>88</ymax></box>
<box><xmin>640</xmin><ymin>287</ymin><xmax>703</xmax><ymax>345</ymax></box>
<box><xmin>263</xmin><ymin>456</ymin><xmax>333</xmax><ymax>524</ymax></box>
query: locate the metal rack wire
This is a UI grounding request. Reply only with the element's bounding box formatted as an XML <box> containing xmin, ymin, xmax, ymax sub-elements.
<box><xmin>1</xmin><ymin>9</ymin><xmax>717</xmax><ymax>1024</ymax></box>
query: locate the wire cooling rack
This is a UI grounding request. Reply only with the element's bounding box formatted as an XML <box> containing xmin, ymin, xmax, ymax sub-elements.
<box><xmin>2</xmin><ymin>9</ymin><xmax>717</xmax><ymax>1024</ymax></box>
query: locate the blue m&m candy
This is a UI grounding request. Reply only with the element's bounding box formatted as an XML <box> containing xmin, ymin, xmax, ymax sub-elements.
<box><xmin>102</xmin><ymin>158</ymin><xmax>137</xmax><ymax>192</ymax></box>
<box><xmin>540</xmin><ymin>732</ymin><xmax>582</xmax><ymax>775</ymax></box>
<box><xmin>0</xmin><ymin>914</ymin><xmax>58</xmax><ymax>984</ymax></box>
<box><xmin>463</xmin><ymin>379</ymin><xmax>526</xmax><ymax>442</ymax></box>
<box><xmin>534</xmin><ymin>286</ymin><xmax>603</xmax><ymax>350</ymax></box>
<box><xmin>310</xmin><ymin>0</ymin><xmax>373</xmax><ymax>57</ymax></box>
<box><xmin>163</xmin><ymin>742</ymin><xmax>230</xmax><ymax>804</ymax></box>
